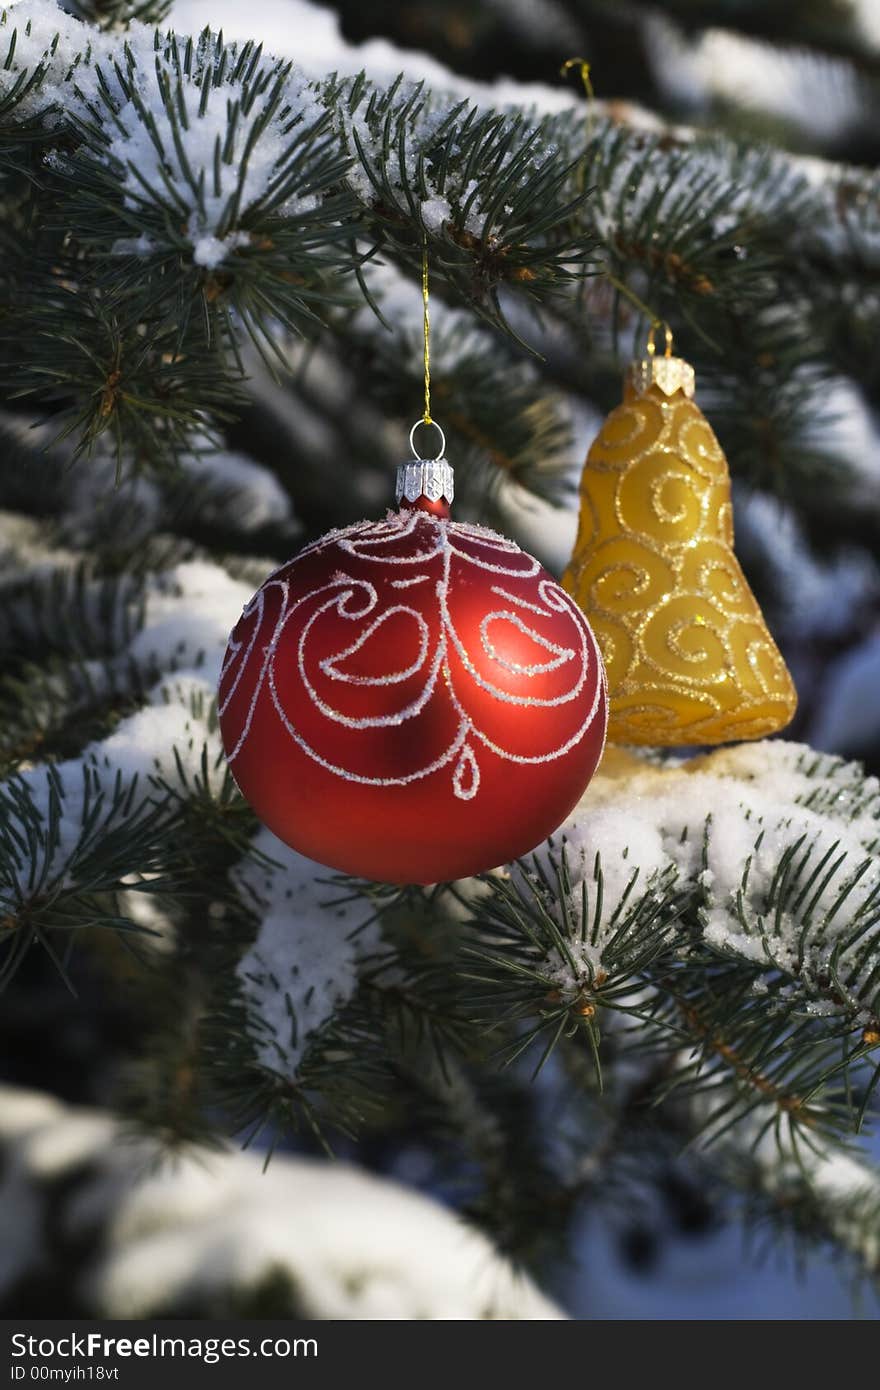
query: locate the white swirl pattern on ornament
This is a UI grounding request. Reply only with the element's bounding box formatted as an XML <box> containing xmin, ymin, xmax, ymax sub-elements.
<box><xmin>219</xmin><ymin>510</ymin><xmax>604</xmax><ymax>801</ymax></box>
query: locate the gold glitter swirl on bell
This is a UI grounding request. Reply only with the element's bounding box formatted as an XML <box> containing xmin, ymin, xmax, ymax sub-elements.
<box><xmin>563</xmin><ymin>369</ymin><xmax>798</xmax><ymax>746</ymax></box>
<box><xmin>587</xmin><ymin>394</ymin><xmax>666</xmax><ymax>470</ymax></box>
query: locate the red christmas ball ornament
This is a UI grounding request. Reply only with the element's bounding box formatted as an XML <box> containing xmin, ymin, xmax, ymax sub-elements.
<box><xmin>219</xmin><ymin>442</ymin><xmax>607</xmax><ymax>884</ymax></box>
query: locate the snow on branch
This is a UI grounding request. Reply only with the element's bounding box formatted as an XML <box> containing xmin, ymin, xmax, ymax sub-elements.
<box><xmin>0</xmin><ymin>1083</ymin><xmax>563</xmax><ymax>1317</ymax></box>
<box><xmin>711</xmin><ymin>1108</ymin><xmax>880</xmax><ymax>1281</ymax></box>
<box><xmin>0</xmin><ymin>547</ymin><xmax>253</xmax><ymax>969</ymax></box>
<box><xmin>547</xmin><ymin>741</ymin><xmax>880</xmax><ymax>1023</ymax></box>
<box><xmin>4</xmin><ymin>0</ymin><xmax>880</xmax><ymax>481</ymax></box>
<box><xmin>233</xmin><ymin>827</ymin><xmax>381</xmax><ymax>1080</ymax></box>
<box><xmin>467</xmin><ymin>740</ymin><xmax>880</xmax><ymax>1131</ymax></box>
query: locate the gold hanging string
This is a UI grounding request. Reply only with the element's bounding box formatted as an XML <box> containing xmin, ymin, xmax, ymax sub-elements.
<box><xmin>559</xmin><ymin>59</ymin><xmax>673</xmax><ymax>359</ymax></box>
<box><xmin>561</xmin><ymin>56</ymin><xmax>596</xmax><ymax>200</ymax></box>
<box><xmin>604</xmin><ymin>273</ymin><xmax>659</xmax><ymax>327</ymax></box>
<box><xmin>421</xmin><ymin>234</ymin><xmax>432</xmax><ymax>426</ymax></box>
<box><xmin>562</xmin><ymin>58</ymin><xmax>674</xmax><ymax>366</ymax></box>
<box><xmin>603</xmin><ymin>272</ymin><xmax>673</xmax><ymax>357</ymax></box>
<box><xmin>408</xmin><ymin>236</ymin><xmax>446</xmax><ymax>462</ymax></box>
<box><xmin>560</xmin><ymin>56</ymin><xmax>595</xmax><ymax>141</ymax></box>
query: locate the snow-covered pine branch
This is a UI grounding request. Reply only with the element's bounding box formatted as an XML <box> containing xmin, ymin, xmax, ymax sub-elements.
<box><xmin>0</xmin><ymin>1083</ymin><xmax>563</xmax><ymax>1317</ymax></box>
<box><xmin>466</xmin><ymin>741</ymin><xmax>880</xmax><ymax>1141</ymax></box>
<box><xmin>2</xmin><ymin>0</ymin><xmax>880</xmax><ymax>1313</ymax></box>
<box><xmin>2</xmin><ymin>0</ymin><xmax>879</xmax><ymax>529</ymax></box>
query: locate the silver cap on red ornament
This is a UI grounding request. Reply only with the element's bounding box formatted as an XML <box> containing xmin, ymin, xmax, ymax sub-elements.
<box><xmin>396</xmin><ymin>419</ymin><xmax>454</xmax><ymax>516</ymax></box>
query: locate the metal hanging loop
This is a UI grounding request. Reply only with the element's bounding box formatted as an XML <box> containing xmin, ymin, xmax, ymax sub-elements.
<box><xmin>646</xmin><ymin>321</ymin><xmax>674</xmax><ymax>359</ymax></box>
<box><xmin>409</xmin><ymin>418</ymin><xmax>447</xmax><ymax>462</ymax></box>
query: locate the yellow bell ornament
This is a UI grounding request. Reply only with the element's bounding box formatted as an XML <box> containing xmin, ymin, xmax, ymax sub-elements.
<box><xmin>563</xmin><ymin>329</ymin><xmax>797</xmax><ymax>746</ymax></box>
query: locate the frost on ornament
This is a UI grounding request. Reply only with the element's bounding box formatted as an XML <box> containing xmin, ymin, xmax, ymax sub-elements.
<box><xmin>218</xmin><ymin>507</ymin><xmax>607</xmax><ymax>884</ymax></box>
<box><xmin>234</xmin><ymin>828</ymin><xmax>380</xmax><ymax>1077</ymax></box>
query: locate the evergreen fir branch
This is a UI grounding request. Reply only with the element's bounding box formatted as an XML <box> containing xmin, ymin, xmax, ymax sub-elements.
<box><xmin>713</xmin><ymin>1113</ymin><xmax>880</xmax><ymax>1288</ymax></box>
<box><xmin>0</xmin><ymin>556</ymin><xmax>146</xmax><ymax>661</ymax></box>
<box><xmin>340</xmin><ymin>295</ymin><xmax>575</xmax><ymax>504</ymax></box>
<box><xmin>332</xmin><ymin>73</ymin><xmax>601</xmax><ymax>331</ymax></box>
<box><xmin>649</xmin><ymin>965</ymin><xmax>869</xmax><ymax>1148</ymax></box>
<box><xmin>0</xmin><ymin>650</ymin><xmax>152</xmax><ymax>773</ymax></box>
<box><xmin>3</xmin><ymin>1</ymin><xmax>878</xmax><ymax>515</ymax></box>
<box><xmin>207</xmin><ymin>975</ymin><xmax>395</xmax><ymax>1152</ymax></box>
<box><xmin>585</xmin><ymin>127</ymin><xmax>800</xmax><ymax>327</ymax></box>
<box><xmin>64</xmin><ymin>0</ymin><xmax>174</xmax><ymax>30</ymax></box>
<box><xmin>4</xmin><ymin>280</ymin><xmax>242</xmax><ymax>460</ymax></box>
<box><xmin>462</xmin><ymin>743</ymin><xmax>880</xmax><ymax>1149</ymax></box>
<box><xmin>460</xmin><ymin>846</ymin><xmax>691</xmax><ymax>1079</ymax></box>
<box><xmin>0</xmin><ymin>759</ymin><xmax>184</xmax><ymax>989</ymax></box>
<box><xmin>55</xmin><ymin>29</ymin><xmax>362</xmax><ymax>331</ymax></box>
<box><xmin>403</xmin><ymin>1052</ymin><xmax>576</xmax><ymax>1267</ymax></box>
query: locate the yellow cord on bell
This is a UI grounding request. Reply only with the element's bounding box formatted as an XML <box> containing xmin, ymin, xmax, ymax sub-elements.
<box><xmin>561</xmin><ymin>56</ymin><xmax>673</xmax><ymax>361</ymax></box>
<box><xmin>422</xmin><ymin>235</ymin><xmax>432</xmax><ymax>426</ymax></box>
<box><xmin>561</xmin><ymin>56</ymin><xmax>595</xmax><ymax>192</ymax></box>
<box><xmin>560</xmin><ymin>56</ymin><xmax>595</xmax><ymax>140</ymax></box>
